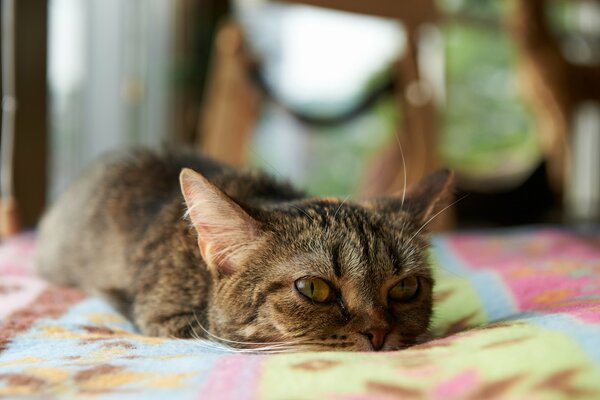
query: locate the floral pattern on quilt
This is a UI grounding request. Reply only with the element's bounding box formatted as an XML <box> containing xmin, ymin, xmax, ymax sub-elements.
<box><xmin>1</xmin><ymin>228</ymin><xmax>599</xmax><ymax>399</ymax></box>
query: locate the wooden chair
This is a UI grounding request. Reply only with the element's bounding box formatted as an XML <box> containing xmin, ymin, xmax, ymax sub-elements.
<box><xmin>198</xmin><ymin>0</ymin><xmax>442</xmax><ymax>194</ymax></box>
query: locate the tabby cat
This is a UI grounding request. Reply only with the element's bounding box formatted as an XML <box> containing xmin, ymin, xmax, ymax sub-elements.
<box><xmin>36</xmin><ymin>149</ymin><xmax>453</xmax><ymax>352</ymax></box>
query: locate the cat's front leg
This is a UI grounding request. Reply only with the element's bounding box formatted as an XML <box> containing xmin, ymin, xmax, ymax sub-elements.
<box><xmin>131</xmin><ymin>285</ymin><xmax>208</xmax><ymax>339</ymax></box>
<box><xmin>134</xmin><ymin>309</ymin><xmax>199</xmax><ymax>338</ymax></box>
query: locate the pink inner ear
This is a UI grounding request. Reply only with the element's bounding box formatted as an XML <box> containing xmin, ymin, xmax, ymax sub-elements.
<box><xmin>180</xmin><ymin>168</ymin><xmax>259</xmax><ymax>275</ymax></box>
<box><xmin>197</xmin><ymin>238</ymin><xmax>236</xmax><ymax>275</ymax></box>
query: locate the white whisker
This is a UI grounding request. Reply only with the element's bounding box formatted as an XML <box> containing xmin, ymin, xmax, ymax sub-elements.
<box><xmin>183</xmin><ymin>316</ymin><xmax>342</xmax><ymax>354</ymax></box>
<box><xmin>250</xmin><ymin>150</ymin><xmax>283</xmax><ymax>178</ymax></box>
<box><xmin>192</xmin><ymin>312</ymin><xmax>301</xmax><ymax>349</ymax></box>
<box><xmin>393</xmin><ymin>131</ymin><xmax>408</xmax><ymax>210</ymax></box>
<box><xmin>406</xmin><ymin>194</ymin><xmax>468</xmax><ymax>246</ymax></box>
<box><xmin>333</xmin><ymin>195</ymin><xmax>351</xmax><ymax>219</ymax></box>
<box><xmin>290</xmin><ymin>205</ymin><xmax>314</xmax><ymax>222</ymax></box>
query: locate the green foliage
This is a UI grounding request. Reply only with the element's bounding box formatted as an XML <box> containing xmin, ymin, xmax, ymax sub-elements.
<box><xmin>441</xmin><ymin>22</ymin><xmax>539</xmax><ymax>176</ymax></box>
<box><xmin>251</xmin><ymin>2</ymin><xmax>541</xmax><ymax>192</ymax></box>
<box><xmin>300</xmin><ymin>99</ymin><xmax>397</xmax><ymax>196</ymax></box>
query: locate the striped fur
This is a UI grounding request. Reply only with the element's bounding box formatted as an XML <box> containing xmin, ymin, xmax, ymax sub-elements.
<box><xmin>36</xmin><ymin>149</ymin><xmax>452</xmax><ymax>352</ymax></box>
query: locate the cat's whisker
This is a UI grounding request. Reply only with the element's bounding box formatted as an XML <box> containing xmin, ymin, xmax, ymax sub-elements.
<box><xmin>191</xmin><ymin>338</ymin><xmax>230</xmax><ymax>351</ymax></box>
<box><xmin>199</xmin><ymin>343</ymin><xmax>243</xmax><ymax>354</ymax></box>
<box><xmin>168</xmin><ymin>331</ymin><xmax>240</xmax><ymax>354</ymax></box>
<box><xmin>187</xmin><ymin>320</ymin><xmax>211</xmax><ymax>344</ymax></box>
<box><xmin>181</xmin><ymin>326</ymin><xmax>243</xmax><ymax>353</ymax></box>
<box><xmin>187</xmin><ymin>334</ymin><xmax>347</xmax><ymax>354</ymax></box>
<box><xmin>290</xmin><ymin>205</ymin><xmax>314</xmax><ymax>222</ymax></box>
<box><xmin>393</xmin><ymin>131</ymin><xmax>408</xmax><ymax>211</ymax></box>
<box><xmin>189</xmin><ymin>336</ymin><xmax>301</xmax><ymax>354</ymax></box>
<box><xmin>192</xmin><ymin>312</ymin><xmax>301</xmax><ymax>348</ymax></box>
<box><xmin>238</xmin><ymin>341</ymin><xmax>323</xmax><ymax>354</ymax></box>
<box><xmin>333</xmin><ymin>195</ymin><xmax>351</xmax><ymax>219</ymax></box>
<box><xmin>219</xmin><ymin>345</ymin><xmax>297</xmax><ymax>354</ymax></box>
<box><xmin>406</xmin><ymin>194</ymin><xmax>469</xmax><ymax>246</ymax></box>
<box><xmin>250</xmin><ymin>149</ymin><xmax>284</xmax><ymax>178</ymax></box>
<box><xmin>190</xmin><ymin>330</ymin><xmax>319</xmax><ymax>355</ymax></box>
<box><xmin>187</xmin><ymin>327</ymin><xmax>240</xmax><ymax>353</ymax></box>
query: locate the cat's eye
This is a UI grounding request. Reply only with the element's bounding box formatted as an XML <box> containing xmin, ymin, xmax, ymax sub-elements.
<box><xmin>389</xmin><ymin>276</ymin><xmax>420</xmax><ymax>302</ymax></box>
<box><xmin>295</xmin><ymin>277</ymin><xmax>334</xmax><ymax>303</ymax></box>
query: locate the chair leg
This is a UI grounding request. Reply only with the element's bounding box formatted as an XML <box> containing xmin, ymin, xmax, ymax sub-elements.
<box><xmin>361</xmin><ymin>25</ymin><xmax>453</xmax><ymax>230</ymax></box>
<box><xmin>197</xmin><ymin>20</ymin><xmax>261</xmax><ymax>167</ymax></box>
<box><xmin>0</xmin><ymin>197</ymin><xmax>20</xmax><ymax>237</ymax></box>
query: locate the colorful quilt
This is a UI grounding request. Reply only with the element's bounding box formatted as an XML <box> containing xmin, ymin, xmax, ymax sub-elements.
<box><xmin>1</xmin><ymin>227</ymin><xmax>599</xmax><ymax>399</ymax></box>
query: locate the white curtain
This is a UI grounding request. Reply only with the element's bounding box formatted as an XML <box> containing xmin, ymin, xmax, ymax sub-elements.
<box><xmin>48</xmin><ymin>0</ymin><xmax>174</xmax><ymax>200</ymax></box>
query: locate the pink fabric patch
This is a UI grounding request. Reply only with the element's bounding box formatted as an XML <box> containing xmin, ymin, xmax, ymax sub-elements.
<box><xmin>198</xmin><ymin>355</ymin><xmax>264</xmax><ymax>400</ymax></box>
<box><xmin>433</xmin><ymin>370</ymin><xmax>479</xmax><ymax>399</ymax></box>
<box><xmin>0</xmin><ymin>233</ymin><xmax>36</xmax><ymax>276</ymax></box>
<box><xmin>450</xmin><ymin>230</ymin><xmax>600</xmax><ymax>270</ymax></box>
<box><xmin>0</xmin><ymin>276</ymin><xmax>48</xmax><ymax>320</ymax></box>
<box><xmin>447</xmin><ymin>229</ymin><xmax>600</xmax><ymax>322</ymax></box>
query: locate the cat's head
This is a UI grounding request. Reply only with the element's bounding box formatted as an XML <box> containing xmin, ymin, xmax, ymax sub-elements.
<box><xmin>180</xmin><ymin>168</ymin><xmax>453</xmax><ymax>352</ymax></box>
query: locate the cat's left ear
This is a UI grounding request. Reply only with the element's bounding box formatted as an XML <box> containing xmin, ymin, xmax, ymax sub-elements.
<box><xmin>369</xmin><ymin>169</ymin><xmax>455</xmax><ymax>225</ymax></box>
<box><xmin>180</xmin><ymin>168</ymin><xmax>261</xmax><ymax>276</ymax></box>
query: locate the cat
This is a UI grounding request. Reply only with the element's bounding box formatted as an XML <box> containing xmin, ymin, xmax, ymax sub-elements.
<box><xmin>35</xmin><ymin>149</ymin><xmax>453</xmax><ymax>352</ymax></box>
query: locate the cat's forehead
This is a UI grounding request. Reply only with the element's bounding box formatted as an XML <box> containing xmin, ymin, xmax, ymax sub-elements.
<box><xmin>274</xmin><ymin>223</ymin><xmax>419</xmax><ymax>281</ymax></box>
<box><xmin>279</xmin><ymin>198</ymin><xmax>412</xmax><ymax>248</ymax></box>
<box><xmin>267</xmin><ymin>198</ymin><xmax>425</xmax><ymax>277</ymax></box>
<box><xmin>280</xmin><ymin>198</ymin><xmax>404</xmax><ymax>231</ymax></box>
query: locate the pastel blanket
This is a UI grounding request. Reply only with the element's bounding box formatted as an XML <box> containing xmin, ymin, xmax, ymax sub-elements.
<box><xmin>1</xmin><ymin>227</ymin><xmax>599</xmax><ymax>399</ymax></box>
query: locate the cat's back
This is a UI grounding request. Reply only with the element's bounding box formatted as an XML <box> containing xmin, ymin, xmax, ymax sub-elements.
<box><xmin>76</xmin><ymin>149</ymin><xmax>233</xmax><ymax>235</ymax></box>
<box><xmin>36</xmin><ymin>149</ymin><xmax>302</xmax><ymax>289</ymax></box>
<box><xmin>35</xmin><ymin>150</ymin><xmax>208</xmax><ymax>286</ymax></box>
<box><xmin>40</xmin><ymin>149</ymin><xmax>229</xmax><ymax>234</ymax></box>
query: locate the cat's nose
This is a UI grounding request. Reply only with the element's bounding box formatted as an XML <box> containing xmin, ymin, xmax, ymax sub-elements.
<box><xmin>361</xmin><ymin>328</ymin><xmax>390</xmax><ymax>351</ymax></box>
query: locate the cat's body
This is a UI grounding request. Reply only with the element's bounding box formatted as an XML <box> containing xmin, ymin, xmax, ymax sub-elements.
<box><xmin>36</xmin><ymin>149</ymin><xmax>452</xmax><ymax>351</ymax></box>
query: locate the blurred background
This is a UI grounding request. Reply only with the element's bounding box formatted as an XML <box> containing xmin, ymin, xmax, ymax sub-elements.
<box><xmin>0</xmin><ymin>0</ymin><xmax>599</xmax><ymax>234</ymax></box>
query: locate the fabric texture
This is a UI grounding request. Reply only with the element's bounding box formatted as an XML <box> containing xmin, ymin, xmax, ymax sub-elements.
<box><xmin>1</xmin><ymin>227</ymin><xmax>599</xmax><ymax>399</ymax></box>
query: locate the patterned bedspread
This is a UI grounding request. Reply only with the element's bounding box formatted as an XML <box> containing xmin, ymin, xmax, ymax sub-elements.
<box><xmin>1</xmin><ymin>227</ymin><xmax>599</xmax><ymax>399</ymax></box>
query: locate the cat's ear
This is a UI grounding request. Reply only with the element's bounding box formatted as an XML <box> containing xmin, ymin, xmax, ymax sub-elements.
<box><xmin>180</xmin><ymin>168</ymin><xmax>261</xmax><ymax>276</ymax></box>
<box><xmin>405</xmin><ymin>169</ymin><xmax>455</xmax><ymax>224</ymax></box>
<box><xmin>371</xmin><ymin>169</ymin><xmax>454</xmax><ymax>225</ymax></box>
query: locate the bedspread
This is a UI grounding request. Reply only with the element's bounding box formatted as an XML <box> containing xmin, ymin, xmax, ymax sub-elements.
<box><xmin>1</xmin><ymin>227</ymin><xmax>599</xmax><ymax>399</ymax></box>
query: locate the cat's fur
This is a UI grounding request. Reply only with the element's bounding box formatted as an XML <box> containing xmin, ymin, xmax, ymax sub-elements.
<box><xmin>36</xmin><ymin>149</ymin><xmax>453</xmax><ymax>352</ymax></box>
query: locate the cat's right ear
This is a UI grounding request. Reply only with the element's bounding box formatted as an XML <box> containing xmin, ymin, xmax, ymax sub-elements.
<box><xmin>403</xmin><ymin>169</ymin><xmax>455</xmax><ymax>225</ymax></box>
<box><xmin>367</xmin><ymin>169</ymin><xmax>454</xmax><ymax>226</ymax></box>
<box><xmin>179</xmin><ymin>168</ymin><xmax>261</xmax><ymax>276</ymax></box>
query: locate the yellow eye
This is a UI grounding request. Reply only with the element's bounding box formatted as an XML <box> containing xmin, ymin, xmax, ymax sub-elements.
<box><xmin>389</xmin><ymin>276</ymin><xmax>420</xmax><ymax>302</ymax></box>
<box><xmin>295</xmin><ymin>277</ymin><xmax>334</xmax><ymax>303</ymax></box>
